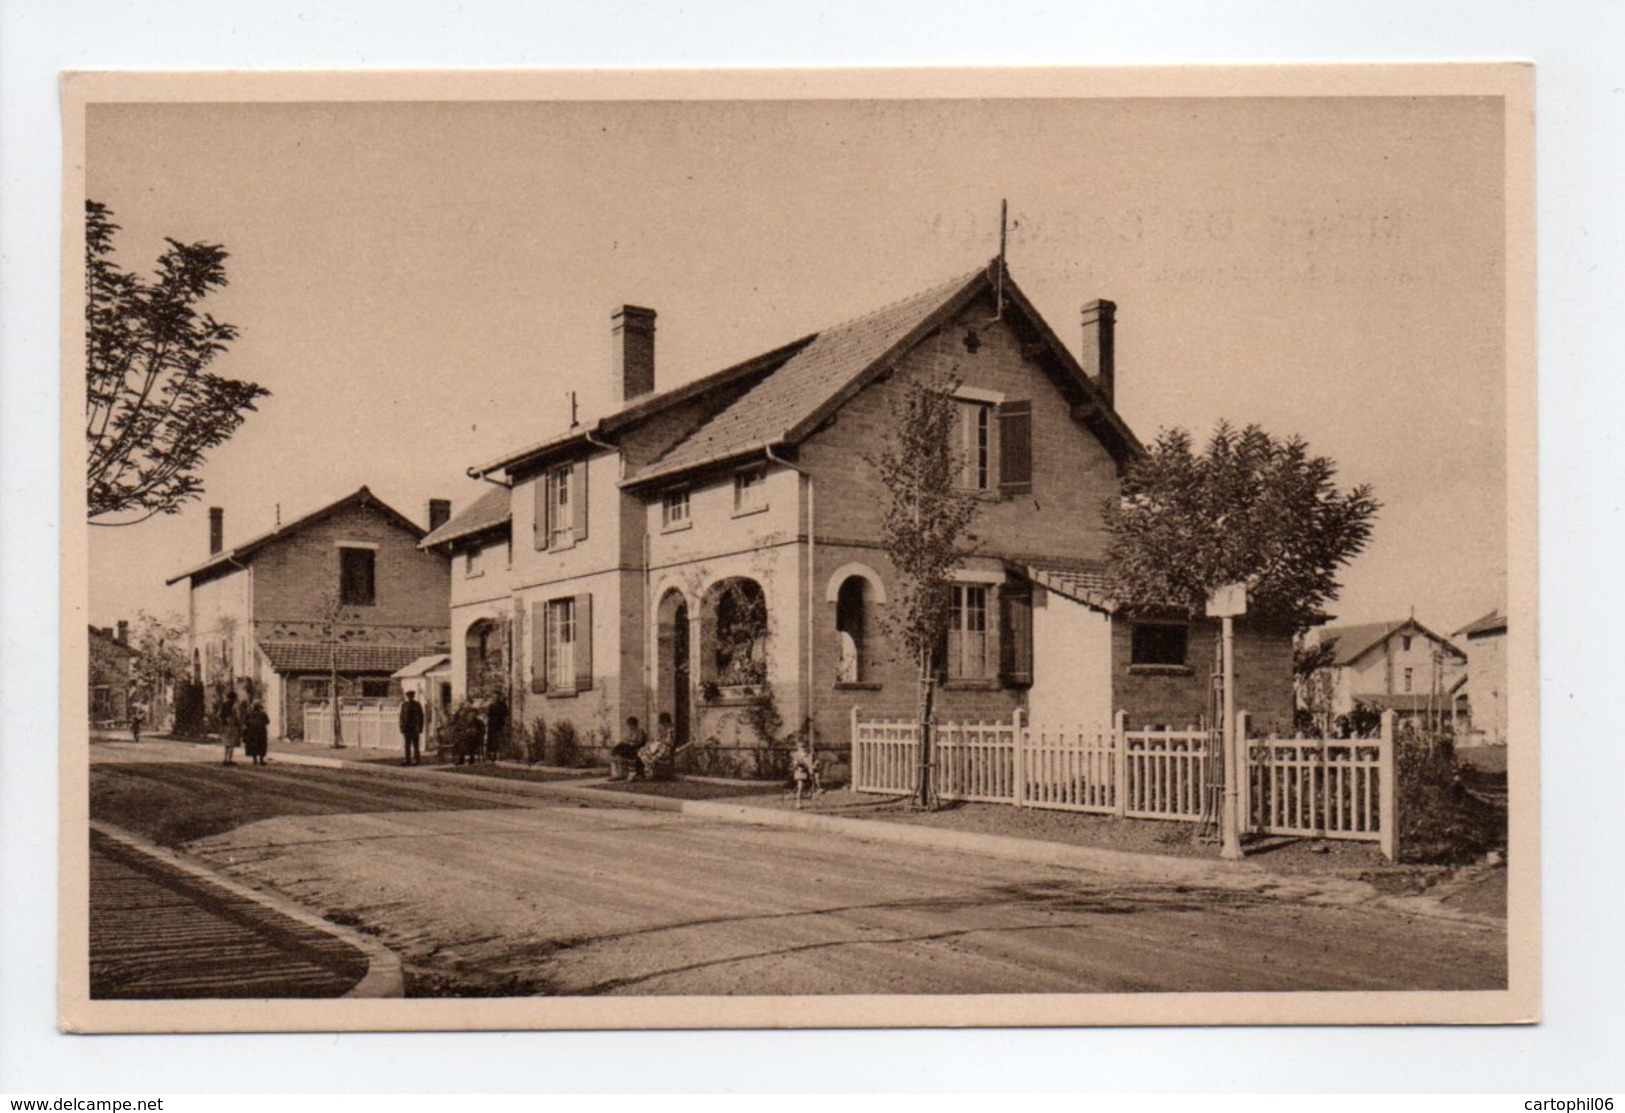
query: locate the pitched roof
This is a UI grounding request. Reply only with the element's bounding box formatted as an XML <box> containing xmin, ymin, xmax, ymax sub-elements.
<box><xmin>1352</xmin><ymin>691</ymin><xmax>1468</xmax><ymax>713</ymax></box>
<box><xmin>88</xmin><ymin>625</ymin><xmax>138</xmax><ymax>656</ymax></box>
<box><xmin>259</xmin><ymin>641</ymin><xmax>437</xmax><ymax>674</ymax></box>
<box><xmin>392</xmin><ymin>653</ymin><xmax>452</xmax><ymax>679</ymax></box>
<box><xmin>420</xmin><ymin>484</ymin><xmax>511</xmax><ymax>550</ymax></box>
<box><xmin>166</xmin><ymin>487</ymin><xmax>427</xmax><ymax>586</ymax></box>
<box><xmin>1319</xmin><ymin>618</ymin><xmax>1466</xmax><ymax>666</ymax></box>
<box><xmin>1455</xmin><ymin>608</ymin><xmax>1507</xmax><ymax>638</ymax></box>
<box><xmin>1021</xmin><ymin>560</ymin><xmax>1114</xmax><ymax>613</ymax></box>
<box><xmin>629</xmin><ymin>269</ymin><xmax>989</xmax><ymax>483</ymax></box>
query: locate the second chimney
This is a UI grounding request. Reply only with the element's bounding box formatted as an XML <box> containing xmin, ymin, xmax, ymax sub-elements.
<box><xmin>209</xmin><ymin>507</ymin><xmax>224</xmax><ymax>555</ymax></box>
<box><xmin>116</xmin><ymin>620</ymin><xmax>129</xmax><ymax>645</ymax></box>
<box><xmin>1079</xmin><ymin>299</ymin><xmax>1117</xmax><ymax>408</ymax></box>
<box><xmin>427</xmin><ymin>498</ymin><xmax>452</xmax><ymax>534</ymax></box>
<box><xmin>613</xmin><ymin>305</ymin><xmax>657</xmax><ymax>404</ymax></box>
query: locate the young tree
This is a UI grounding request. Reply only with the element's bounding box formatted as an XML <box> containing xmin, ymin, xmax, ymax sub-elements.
<box><xmin>1293</xmin><ymin>633</ymin><xmax>1339</xmax><ymax>736</ymax></box>
<box><xmin>128</xmin><ymin>610</ymin><xmax>189</xmax><ymax>731</ymax></box>
<box><xmin>869</xmin><ymin>373</ymin><xmax>980</xmax><ymax>808</ymax></box>
<box><xmin>1103</xmin><ymin>422</ymin><xmax>1379</xmax><ymax>630</ymax></box>
<box><xmin>86</xmin><ymin>200</ymin><xmax>270</xmax><ymax>525</ymax></box>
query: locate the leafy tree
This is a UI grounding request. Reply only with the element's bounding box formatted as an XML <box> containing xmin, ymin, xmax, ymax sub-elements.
<box><xmin>128</xmin><ymin>610</ymin><xmax>189</xmax><ymax>729</ymax></box>
<box><xmin>869</xmin><ymin>373</ymin><xmax>980</xmax><ymax>808</ymax></box>
<box><xmin>85</xmin><ymin>200</ymin><xmax>269</xmax><ymax>524</ymax></box>
<box><xmin>1103</xmin><ymin>422</ymin><xmax>1379</xmax><ymax>630</ymax></box>
<box><xmin>1293</xmin><ymin>633</ymin><xmax>1338</xmax><ymax>736</ymax></box>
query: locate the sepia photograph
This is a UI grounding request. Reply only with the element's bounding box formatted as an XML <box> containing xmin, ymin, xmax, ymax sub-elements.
<box><xmin>61</xmin><ymin>66</ymin><xmax>1536</xmax><ymax>1032</ymax></box>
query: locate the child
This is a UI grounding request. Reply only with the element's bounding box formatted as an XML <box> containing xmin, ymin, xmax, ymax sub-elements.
<box><xmin>790</xmin><ymin>742</ymin><xmax>821</xmax><ymax>808</ymax></box>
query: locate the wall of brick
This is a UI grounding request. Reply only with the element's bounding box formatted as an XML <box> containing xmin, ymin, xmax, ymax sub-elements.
<box><xmin>1111</xmin><ymin>618</ymin><xmax>1294</xmax><ymax>736</ymax></box>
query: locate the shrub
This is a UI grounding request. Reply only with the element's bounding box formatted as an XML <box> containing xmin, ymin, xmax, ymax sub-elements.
<box><xmin>525</xmin><ymin>718</ymin><xmax>548</xmax><ymax>766</ymax></box>
<box><xmin>548</xmin><ymin>719</ymin><xmax>580</xmax><ymax>768</ymax></box>
<box><xmin>1396</xmin><ymin>733</ymin><xmax>1504</xmax><ymax>864</ymax></box>
<box><xmin>173</xmin><ymin>681</ymin><xmax>207</xmax><ymax>737</ymax></box>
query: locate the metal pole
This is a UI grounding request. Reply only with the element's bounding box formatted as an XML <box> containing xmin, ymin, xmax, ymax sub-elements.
<box><xmin>1219</xmin><ymin>614</ymin><xmax>1244</xmax><ymax>859</ymax></box>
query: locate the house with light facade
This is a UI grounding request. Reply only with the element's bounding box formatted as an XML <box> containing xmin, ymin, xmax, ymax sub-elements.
<box><xmin>1316</xmin><ymin>616</ymin><xmax>1468</xmax><ymax>733</ymax></box>
<box><xmin>166</xmin><ymin>487</ymin><xmax>451</xmax><ymax>740</ymax></box>
<box><xmin>421</xmin><ymin>261</ymin><xmax>1297</xmax><ymax>775</ymax></box>
<box><xmin>1455</xmin><ymin>608</ymin><xmax>1507</xmax><ymax>746</ymax></box>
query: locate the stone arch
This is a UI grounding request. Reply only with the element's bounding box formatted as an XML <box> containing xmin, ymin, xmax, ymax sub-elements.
<box><xmin>824</xmin><ymin>561</ymin><xmax>887</xmax><ymax>604</ymax></box>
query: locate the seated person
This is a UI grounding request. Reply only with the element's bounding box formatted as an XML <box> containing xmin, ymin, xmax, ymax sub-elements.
<box><xmin>611</xmin><ymin>716</ymin><xmax>647</xmax><ymax>781</ymax></box>
<box><xmin>637</xmin><ymin>711</ymin><xmax>687</xmax><ymax>781</ymax></box>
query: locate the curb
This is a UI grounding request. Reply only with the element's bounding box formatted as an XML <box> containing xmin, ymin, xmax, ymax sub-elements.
<box><xmin>90</xmin><ymin>820</ymin><xmax>404</xmax><ymax>998</ymax></box>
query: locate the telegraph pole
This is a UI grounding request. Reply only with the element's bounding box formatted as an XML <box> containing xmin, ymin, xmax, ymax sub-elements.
<box><xmin>1207</xmin><ymin>582</ymin><xmax>1248</xmax><ymax>860</ymax></box>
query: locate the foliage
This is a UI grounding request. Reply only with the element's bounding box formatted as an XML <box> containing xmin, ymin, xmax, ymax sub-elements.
<box><xmin>710</xmin><ymin>578</ymin><xmax>769</xmax><ymax>688</ymax></box>
<box><xmin>1395</xmin><ymin>734</ymin><xmax>1505</xmax><ymax>864</ymax></box>
<box><xmin>867</xmin><ymin>373</ymin><xmax>981</xmax><ymax>677</ymax></box>
<box><xmin>467</xmin><ymin>616</ymin><xmax>513</xmax><ymax>700</ymax></box>
<box><xmin>548</xmin><ymin>719</ymin><xmax>581</xmax><ymax>767</ymax></box>
<box><xmin>85</xmin><ymin>201</ymin><xmax>270</xmax><ymax>524</ymax></box>
<box><xmin>1292</xmin><ymin>633</ymin><xmax>1339</xmax><ymax>736</ymax></box>
<box><xmin>173</xmin><ymin>681</ymin><xmax>207</xmax><ymax>737</ymax></box>
<box><xmin>1102</xmin><ymin>422</ymin><xmax>1379</xmax><ymax>629</ymax></box>
<box><xmin>1339</xmin><ymin>700</ymin><xmax>1384</xmax><ymax>739</ymax></box>
<box><xmin>525</xmin><ymin>718</ymin><xmax>549</xmax><ymax>765</ymax></box>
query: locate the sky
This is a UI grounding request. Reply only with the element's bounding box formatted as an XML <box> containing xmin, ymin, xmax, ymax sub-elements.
<box><xmin>84</xmin><ymin>94</ymin><xmax>1506</xmax><ymax>636</ymax></box>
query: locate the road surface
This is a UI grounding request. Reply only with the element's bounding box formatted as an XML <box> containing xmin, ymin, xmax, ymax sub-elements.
<box><xmin>90</xmin><ymin>745</ymin><xmax>1506</xmax><ymax>997</ymax></box>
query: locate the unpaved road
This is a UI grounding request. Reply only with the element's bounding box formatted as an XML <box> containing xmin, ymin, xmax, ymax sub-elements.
<box><xmin>91</xmin><ymin>747</ymin><xmax>1507</xmax><ymax>997</ymax></box>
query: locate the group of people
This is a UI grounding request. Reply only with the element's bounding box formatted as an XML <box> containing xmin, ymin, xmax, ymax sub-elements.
<box><xmin>609</xmin><ymin>712</ymin><xmax>684</xmax><ymax>781</ymax></box>
<box><xmin>396</xmin><ymin>689</ymin><xmax>508</xmax><ymax>766</ymax></box>
<box><xmin>217</xmin><ymin>690</ymin><xmax>271</xmax><ymax>766</ymax></box>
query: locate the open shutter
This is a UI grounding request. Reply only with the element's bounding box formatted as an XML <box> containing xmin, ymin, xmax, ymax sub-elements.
<box><xmin>532</xmin><ymin>474</ymin><xmax>550</xmax><ymax>550</ymax></box>
<box><xmin>999</xmin><ymin>582</ymin><xmax>1034</xmax><ymax>687</ymax></box>
<box><xmin>573</xmin><ymin>593</ymin><xmax>594</xmax><ymax>691</ymax></box>
<box><xmin>572</xmin><ymin>461</ymin><xmax>589</xmax><ymax>542</ymax></box>
<box><xmin>998</xmin><ymin>400</ymin><xmax>1033</xmax><ymax>496</ymax></box>
<box><xmin>530</xmin><ymin>601</ymin><xmax>548</xmax><ymax>693</ymax></box>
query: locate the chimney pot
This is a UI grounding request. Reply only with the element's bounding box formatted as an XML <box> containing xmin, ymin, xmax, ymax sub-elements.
<box><xmin>427</xmin><ymin>498</ymin><xmax>452</xmax><ymax>533</ymax></box>
<box><xmin>613</xmin><ymin>305</ymin><xmax>657</xmax><ymax>404</ymax></box>
<box><xmin>116</xmin><ymin>620</ymin><xmax>129</xmax><ymax>645</ymax></box>
<box><xmin>1080</xmin><ymin>299</ymin><xmax>1116</xmax><ymax>408</ymax></box>
<box><xmin>208</xmin><ymin>507</ymin><xmax>224</xmax><ymax>555</ymax></box>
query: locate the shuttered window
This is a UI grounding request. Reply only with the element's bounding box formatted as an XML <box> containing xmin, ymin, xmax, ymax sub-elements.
<box><xmin>947</xmin><ymin>585</ymin><xmax>989</xmax><ymax>680</ymax></box>
<box><xmin>998</xmin><ymin>400</ymin><xmax>1033</xmax><ymax>496</ymax></box>
<box><xmin>534</xmin><ymin>594</ymin><xmax>594</xmax><ymax>694</ymax></box>
<box><xmin>532</xmin><ymin>477</ymin><xmax>549</xmax><ymax>551</ymax></box>
<box><xmin>999</xmin><ymin>582</ymin><xmax>1034</xmax><ymax>686</ymax></box>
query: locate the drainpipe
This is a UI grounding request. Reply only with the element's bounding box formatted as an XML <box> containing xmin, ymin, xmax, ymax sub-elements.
<box><xmin>764</xmin><ymin>444</ymin><xmax>814</xmax><ymax>739</ymax></box>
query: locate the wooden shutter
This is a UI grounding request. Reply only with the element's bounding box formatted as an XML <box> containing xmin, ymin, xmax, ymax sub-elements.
<box><xmin>571</xmin><ymin>461</ymin><xmax>588</xmax><ymax>542</ymax></box>
<box><xmin>998</xmin><ymin>400</ymin><xmax>1033</xmax><ymax>496</ymax></box>
<box><xmin>530</xmin><ymin>601</ymin><xmax>548</xmax><ymax>693</ymax></box>
<box><xmin>999</xmin><ymin>582</ymin><xmax>1034</xmax><ymax>686</ymax></box>
<box><xmin>533</xmin><ymin>474</ymin><xmax>550</xmax><ymax>550</ymax></box>
<box><xmin>573</xmin><ymin>593</ymin><xmax>593</xmax><ymax>691</ymax></box>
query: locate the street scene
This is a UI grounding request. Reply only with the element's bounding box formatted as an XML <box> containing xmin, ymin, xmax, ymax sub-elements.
<box><xmin>75</xmin><ymin>87</ymin><xmax>1520</xmax><ymax>1018</ymax></box>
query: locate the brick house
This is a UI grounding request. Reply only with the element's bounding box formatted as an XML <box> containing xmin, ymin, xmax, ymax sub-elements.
<box><xmin>1454</xmin><ymin>608</ymin><xmax>1507</xmax><ymax>746</ymax></box>
<box><xmin>422</xmin><ymin>261</ymin><xmax>1297</xmax><ymax>774</ymax></box>
<box><xmin>1315</xmin><ymin>617</ymin><xmax>1468</xmax><ymax>733</ymax></box>
<box><xmin>88</xmin><ymin>621</ymin><xmax>136</xmax><ymax>727</ymax></box>
<box><xmin>166</xmin><ymin>487</ymin><xmax>451</xmax><ymax>740</ymax></box>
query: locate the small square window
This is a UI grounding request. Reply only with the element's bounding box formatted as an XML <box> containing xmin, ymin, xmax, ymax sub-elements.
<box><xmin>663</xmin><ymin>489</ymin><xmax>691</xmax><ymax>528</ymax></box>
<box><xmin>465</xmin><ymin>547</ymin><xmax>482</xmax><ymax>577</ymax></box>
<box><xmin>734</xmin><ymin>470</ymin><xmax>767</xmax><ymax>514</ymax></box>
<box><xmin>361</xmin><ymin>679</ymin><xmax>392</xmax><ymax>699</ymax></box>
<box><xmin>1131</xmin><ymin>623</ymin><xmax>1188</xmax><ymax>667</ymax></box>
<box><xmin>1402</xmin><ymin>635</ymin><xmax>1413</xmax><ymax>652</ymax></box>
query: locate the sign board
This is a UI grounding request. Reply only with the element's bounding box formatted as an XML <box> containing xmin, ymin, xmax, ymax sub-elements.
<box><xmin>1205</xmin><ymin>581</ymin><xmax>1248</xmax><ymax>618</ymax></box>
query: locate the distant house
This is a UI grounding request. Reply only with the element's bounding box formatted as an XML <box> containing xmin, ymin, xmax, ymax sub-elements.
<box><xmin>421</xmin><ymin>261</ymin><xmax>1298</xmax><ymax>773</ymax></box>
<box><xmin>88</xmin><ymin>621</ymin><xmax>136</xmax><ymax>727</ymax></box>
<box><xmin>1455</xmin><ymin>608</ymin><xmax>1508</xmax><ymax>746</ymax></box>
<box><xmin>165</xmin><ymin>487</ymin><xmax>451</xmax><ymax>740</ymax></box>
<box><xmin>1316</xmin><ymin>617</ymin><xmax>1468</xmax><ymax>733</ymax></box>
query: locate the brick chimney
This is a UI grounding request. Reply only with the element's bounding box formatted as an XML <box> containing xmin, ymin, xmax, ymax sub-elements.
<box><xmin>612</xmin><ymin>305</ymin><xmax>657</xmax><ymax>404</ymax></box>
<box><xmin>208</xmin><ymin>507</ymin><xmax>224</xmax><ymax>555</ymax></box>
<box><xmin>427</xmin><ymin>498</ymin><xmax>452</xmax><ymax>533</ymax></box>
<box><xmin>1079</xmin><ymin>299</ymin><xmax>1116</xmax><ymax>408</ymax></box>
<box><xmin>116</xmin><ymin>620</ymin><xmax>128</xmax><ymax>645</ymax></box>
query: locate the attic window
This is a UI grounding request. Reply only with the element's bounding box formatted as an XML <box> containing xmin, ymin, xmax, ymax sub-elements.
<box><xmin>733</xmin><ymin>469</ymin><xmax>767</xmax><ymax>516</ymax></box>
<box><xmin>962</xmin><ymin>329</ymin><xmax>982</xmax><ymax>353</ymax></box>
<box><xmin>339</xmin><ymin>547</ymin><xmax>376</xmax><ymax>606</ymax></box>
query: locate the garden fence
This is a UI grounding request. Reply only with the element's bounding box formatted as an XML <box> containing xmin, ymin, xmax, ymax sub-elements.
<box><xmin>302</xmin><ymin>698</ymin><xmax>401</xmax><ymax>749</ymax></box>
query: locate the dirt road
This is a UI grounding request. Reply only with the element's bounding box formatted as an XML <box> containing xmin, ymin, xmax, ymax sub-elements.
<box><xmin>91</xmin><ymin>750</ymin><xmax>1506</xmax><ymax>997</ymax></box>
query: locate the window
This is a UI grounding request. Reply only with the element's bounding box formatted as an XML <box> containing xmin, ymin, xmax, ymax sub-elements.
<box><xmin>546</xmin><ymin>598</ymin><xmax>576</xmax><ymax>691</ymax></box>
<box><xmin>835</xmin><ymin>577</ymin><xmax>868</xmax><ymax>684</ymax></box>
<box><xmin>361</xmin><ymin>679</ymin><xmax>391</xmax><ymax>698</ymax></box>
<box><xmin>300</xmin><ymin>679</ymin><xmax>331</xmax><ymax>702</ymax></box>
<box><xmin>733</xmin><ymin>469</ymin><xmax>767</xmax><ymax>515</ymax></box>
<box><xmin>1403</xmin><ymin>667</ymin><xmax>1414</xmax><ymax>693</ymax></box>
<box><xmin>339</xmin><ymin>547</ymin><xmax>375</xmax><ymax>605</ymax></box>
<box><xmin>465</xmin><ymin>547</ymin><xmax>482</xmax><ymax>577</ymax></box>
<box><xmin>956</xmin><ymin>400</ymin><xmax>992</xmax><ymax>490</ymax></box>
<box><xmin>947</xmin><ymin>585</ymin><xmax>989</xmax><ymax>679</ymax></box>
<box><xmin>703</xmin><ymin>577</ymin><xmax>769</xmax><ymax>689</ymax></box>
<box><xmin>551</xmin><ymin>463</ymin><xmax>574</xmax><ymax>548</ymax></box>
<box><xmin>663</xmin><ymin>488</ymin><xmax>691</xmax><ymax>528</ymax></box>
<box><xmin>1131</xmin><ymin>623</ymin><xmax>1189</xmax><ymax>668</ymax></box>
<box><xmin>1402</xmin><ymin>635</ymin><xmax>1413</xmax><ymax>652</ymax></box>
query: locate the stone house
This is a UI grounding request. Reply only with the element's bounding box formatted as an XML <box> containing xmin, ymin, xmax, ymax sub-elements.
<box><xmin>1454</xmin><ymin>608</ymin><xmax>1507</xmax><ymax>746</ymax></box>
<box><xmin>421</xmin><ymin>261</ymin><xmax>1297</xmax><ymax>774</ymax></box>
<box><xmin>88</xmin><ymin>621</ymin><xmax>136</xmax><ymax>727</ymax></box>
<box><xmin>1315</xmin><ymin>616</ymin><xmax>1468</xmax><ymax>733</ymax></box>
<box><xmin>165</xmin><ymin>487</ymin><xmax>451</xmax><ymax>740</ymax></box>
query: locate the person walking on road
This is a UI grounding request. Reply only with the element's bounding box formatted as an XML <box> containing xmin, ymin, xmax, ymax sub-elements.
<box><xmin>219</xmin><ymin>690</ymin><xmax>241</xmax><ymax>766</ymax></box>
<box><xmin>244</xmin><ymin>700</ymin><xmax>271</xmax><ymax>766</ymax></box>
<box><xmin>129</xmin><ymin>706</ymin><xmax>143</xmax><ymax>745</ymax></box>
<box><xmin>399</xmin><ymin>690</ymin><xmax>425</xmax><ymax>766</ymax></box>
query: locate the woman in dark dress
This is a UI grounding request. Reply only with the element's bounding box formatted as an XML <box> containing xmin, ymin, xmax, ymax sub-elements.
<box><xmin>243</xmin><ymin>700</ymin><xmax>271</xmax><ymax>766</ymax></box>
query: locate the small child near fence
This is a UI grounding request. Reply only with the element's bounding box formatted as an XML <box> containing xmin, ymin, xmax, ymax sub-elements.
<box><xmin>790</xmin><ymin>742</ymin><xmax>822</xmax><ymax>808</ymax></box>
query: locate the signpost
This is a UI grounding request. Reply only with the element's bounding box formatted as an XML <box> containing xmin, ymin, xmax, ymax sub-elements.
<box><xmin>1206</xmin><ymin>582</ymin><xmax>1248</xmax><ymax>860</ymax></box>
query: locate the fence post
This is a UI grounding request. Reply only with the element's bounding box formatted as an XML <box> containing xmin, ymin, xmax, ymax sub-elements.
<box><xmin>1113</xmin><ymin>710</ymin><xmax>1128</xmax><ymax>817</ymax></box>
<box><xmin>1012</xmin><ymin>707</ymin><xmax>1026</xmax><ymax>808</ymax></box>
<box><xmin>1236</xmin><ymin>710</ymin><xmax>1251</xmax><ymax>833</ymax></box>
<box><xmin>1379</xmin><ymin>708</ymin><xmax>1398</xmax><ymax>861</ymax></box>
<box><xmin>850</xmin><ymin>705</ymin><xmax>861</xmax><ymax>790</ymax></box>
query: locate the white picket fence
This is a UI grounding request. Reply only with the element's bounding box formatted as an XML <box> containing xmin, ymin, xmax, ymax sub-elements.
<box><xmin>850</xmin><ymin>707</ymin><xmax>1396</xmax><ymax>858</ymax></box>
<box><xmin>302</xmin><ymin>698</ymin><xmax>401</xmax><ymax>748</ymax></box>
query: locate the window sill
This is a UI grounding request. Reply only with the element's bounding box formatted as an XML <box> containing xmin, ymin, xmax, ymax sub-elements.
<box><xmin>545</xmin><ymin>687</ymin><xmax>580</xmax><ymax>700</ymax></box>
<box><xmin>464</xmin><ymin>570</ymin><xmax>485</xmax><ymax>580</ymax></box>
<box><xmin>731</xmin><ymin>504</ymin><xmax>768</xmax><ymax>519</ymax></box>
<box><xmin>660</xmin><ymin>520</ymin><xmax>693</xmax><ymax>534</ymax></box>
<box><xmin>834</xmin><ymin>680</ymin><xmax>882</xmax><ymax>691</ymax></box>
<box><xmin>942</xmin><ymin>678</ymin><xmax>999</xmax><ymax>691</ymax></box>
<box><xmin>704</xmin><ymin>684</ymin><xmax>767</xmax><ymax>706</ymax></box>
<box><xmin>1128</xmin><ymin>664</ymin><xmax>1194</xmax><ymax>677</ymax></box>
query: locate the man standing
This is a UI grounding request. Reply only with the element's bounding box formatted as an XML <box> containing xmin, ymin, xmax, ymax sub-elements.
<box><xmin>484</xmin><ymin>691</ymin><xmax>509</xmax><ymax>764</ymax></box>
<box><xmin>399</xmin><ymin>690</ymin><xmax>425</xmax><ymax>766</ymax></box>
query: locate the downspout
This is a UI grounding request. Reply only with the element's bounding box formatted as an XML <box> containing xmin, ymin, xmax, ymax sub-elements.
<box><xmin>764</xmin><ymin>444</ymin><xmax>814</xmax><ymax>740</ymax></box>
